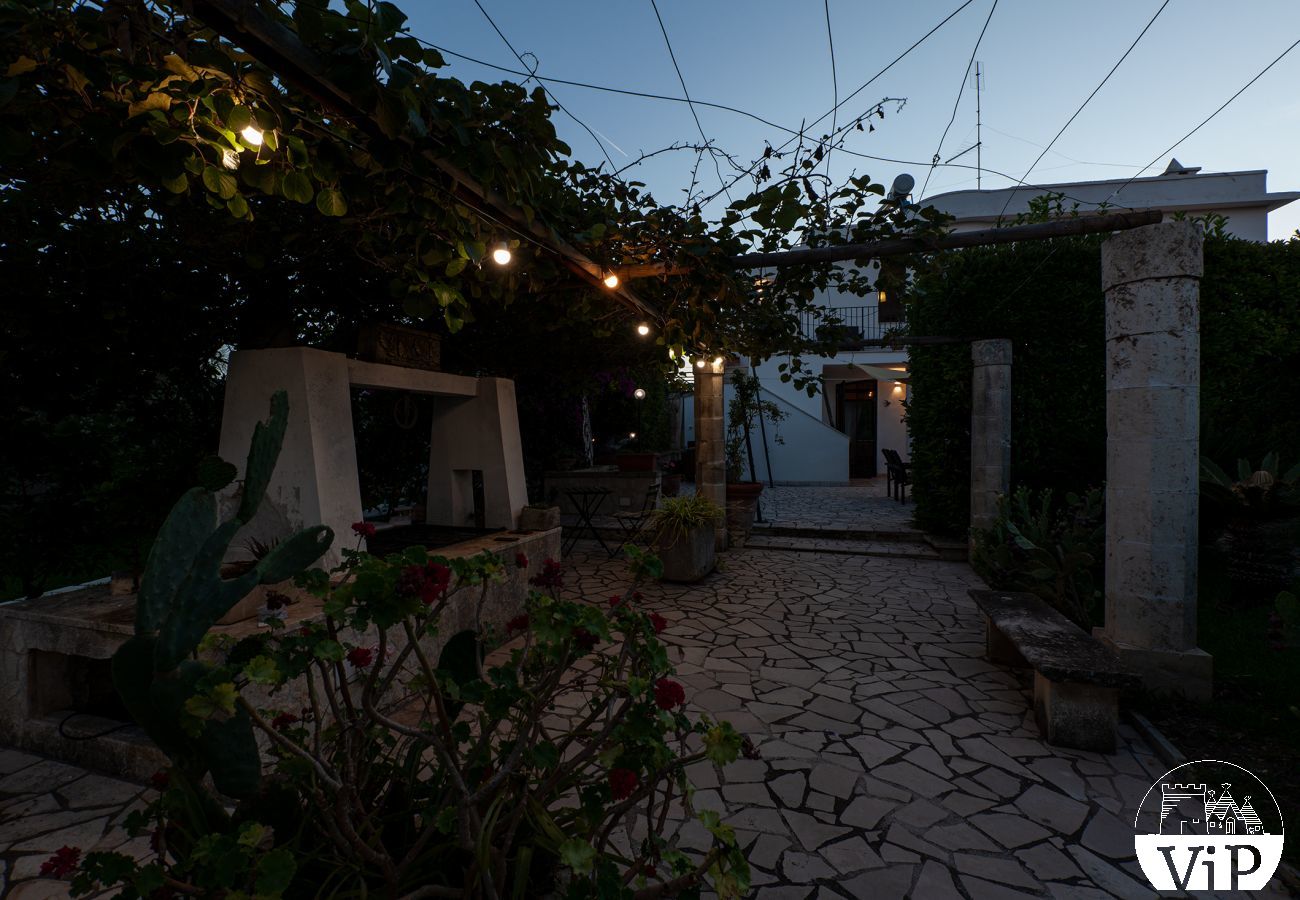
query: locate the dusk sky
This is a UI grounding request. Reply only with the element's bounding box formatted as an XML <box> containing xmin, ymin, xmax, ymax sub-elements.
<box><xmin>406</xmin><ymin>0</ymin><xmax>1300</xmax><ymax>238</ymax></box>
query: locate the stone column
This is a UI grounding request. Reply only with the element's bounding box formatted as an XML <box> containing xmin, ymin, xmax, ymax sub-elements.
<box><xmin>969</xmin><ymin>339</ymin><xmax>1012</xmax><ymax>553</ymax></box>
<box><xmin>694</xmin><ymin>360</ymin><xmax>728</xmax><ymax>549</ymax></box>
<box><xmin>1098</xmin><ymin>221</ymin><xmax>1211</xmax><ymax>701</ymax></box>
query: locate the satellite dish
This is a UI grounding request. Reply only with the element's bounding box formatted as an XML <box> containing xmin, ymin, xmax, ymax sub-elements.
<box><xmin>888</xmin><ymin>173</ymin><xmax>915</xmax><ymax>201</ymax></box>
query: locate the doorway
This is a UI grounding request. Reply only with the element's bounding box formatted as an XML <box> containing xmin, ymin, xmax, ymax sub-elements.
<box><xmin>836</xmin><ymin>380</ymin><xmax>878</xmax><ymax>478</ymax></box>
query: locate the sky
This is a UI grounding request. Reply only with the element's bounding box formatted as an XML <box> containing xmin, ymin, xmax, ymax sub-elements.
<box><xmin>402</xmin><ymin>0</ymin><xmax>1300</xmax><ymax>239</ymax></box>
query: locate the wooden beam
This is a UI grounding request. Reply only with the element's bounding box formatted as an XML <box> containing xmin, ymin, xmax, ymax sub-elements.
<box><xmin>184</xmin><ymin>0</ymin><xmax>659</xmax><ymax>321</ymax></box>
<box><xmin>733</xmin><ymin>210</ymin><xmax>1162</xmax><ymax>269</ymax></box>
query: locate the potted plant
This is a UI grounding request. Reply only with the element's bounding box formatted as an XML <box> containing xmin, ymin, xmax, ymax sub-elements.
<box><xmin>650</xmin><ymin>493</ymin><xmax>723</xmax><ymax>582</ymax></box>
<box><xmin>725</xmin><ymin>369</ymin><xmax>785</xmax><ymax>545</ymax></box>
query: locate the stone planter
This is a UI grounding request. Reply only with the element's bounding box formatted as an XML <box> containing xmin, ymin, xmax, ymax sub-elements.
<box><xmin>616</xmin><ymin>452</ymin><xmax>659</xmax><ymax>472</ymax></box>
<box><xmin>655</xmin><ymin>525</ymin><xmax>716</xmax><ymax>583</ymax></box>
<box><xmin>726</xmin><ymin>481</ymin><xmax>763</xmax><ymax>548</ymax></box>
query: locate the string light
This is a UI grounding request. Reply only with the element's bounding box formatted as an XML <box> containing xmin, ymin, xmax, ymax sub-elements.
<box><xmin>241</xmin><ymin>125</ymin><xmax>265</xmax><ymax>147</ymax></box>
<box><xmin>491</xmin><ymin>243</ymin><xmax>512</xmax><ymax>265</ymax></box>
<box><xmin>713</xmin><ymin>356</ymin><xmax>723</xmax><ymax>367</ymax></box>
<box><xmin>636</xmin><ymin>322</ymin><xmax>651</xmax><ymax>336</ymax></box>
<box><xmin>633</xmin><ymin>388</ymin><xmax>647</xmax><ymax>400</ymax></box>
<box><xmin>603</xmin><ymin>272</ymin><xmax>620</xmax><ymax>289</ymax></box>
<box><xmin>629</xmin><ymin>431</ymin><xmax>637</xmax><ymax>439</ymax></box>
<box><xmin>695</xmin><ymin>359</ymin><xmax>706</xmax><ymax>369</ymax></box>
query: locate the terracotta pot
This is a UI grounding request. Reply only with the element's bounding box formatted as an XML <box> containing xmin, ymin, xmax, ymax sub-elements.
<box><xmin>660</xmin><ymin>473</ymin><xmax>682</xmax><ymax>497</ymax></box>
<box><xmin>726</xmin><ymin>481</ymin><xmax>764</xmax><ymax>503</ymax></box>
<box><xmin>616</xmin><ymin>452</ymin><xmax>659</xmax><ymax>472</ymax></box>
<box><xmin>655</xmin><ymin>525</ymin><xmax>716</xmax><ymax>582</ymax></box>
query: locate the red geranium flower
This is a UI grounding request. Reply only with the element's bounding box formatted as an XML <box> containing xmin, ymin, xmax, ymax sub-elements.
<box><xmin>40</xmin><ymin>846</ymin><xmax>81</xmax><ymax>878</ymax></box>
<box><xmin>514</xmin><ymin>552</ymin><xmax>529</xmax><ymax>569</ymax></box>
<box><xmin>271</xmin><ymin>712</ymin><xmax>300</xmax><ymax>731</ymax></box>
<box><xmin>347</xmin><ymin>647</ymin><xmax>375</xmax><ymax>668</ymax></box>
<box><xmin>505</xmin><ymin>614</ymin><xmax>530</xmax><ymax>634</ymax></box>
<box><xmin>529</xmin><ymin>558</ymin><xmax>564</xmax><ymax>590</ymax></box>
<box><xmin>608</xmin><ymin>594</ymin><xmax>625</xmax><ymax>608</ymax></box>
<box><xmin>609</xmin><ymin>768</ymin><xmax>639</xmax><ymax>801</ymax></box>
<box><xmin>149</xmin><ymin>770</ymin><xmax>170</xmax><ymax>790</ymax></box>
<box><xmin>573</xmin><ymin>627</ymin><xmax>598</xmax><ymax>652</ymax></box>
<box><xmin>649</xmin><ymin>612</ymin><xmax>668</xmax><ymax>634</ymax></box>
<box><xmin>351</xmin><ymin>521</ymin><xmax>376</xmax><ymax>538</ymax></box>
<box><xmin>654</xmin><ymin>678</ymin><xmax>685</xmax><ymax>710</ymax></box>
<box><xmin>398</xmin><ymin>561</ymin><xmax>452</xmax><ymax>605</ymax></box>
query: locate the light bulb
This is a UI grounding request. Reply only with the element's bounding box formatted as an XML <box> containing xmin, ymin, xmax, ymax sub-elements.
<box><xmin>603</xmin><ymin>272</ymin><xmax>620</xmax><ymax>289</ymax></box>
<box><xmin>695</xmin><ymin>360</ymin><xmax>705</xmax><ymax>369</ymax></box>
<box><xmin>241</xmin><ymin>125</ymin><xmax>264</xmax><ymax>147</ymax></box>
<box><xmin>636</xmin><ymin>323</ymin><xmax>650</xmax><ymax>336</ymax></box>
<box><xmin>713</xmin><ymin>356</ymin><xmax>723</xmax><ymax>367</ymax></box>
<box><xmin>633</xmin><ymin>388</ymin><xmax>646</xmax><ymax>400</ymax></box>
<box><xmin>492</xmin><ymin>244</ymin><xmax>512</xmax><ymax>266</ymax></box>
<box><xmin>629</xmin><ymin>431</ymin><xmax>637</xmax><ymax>439</ymax></box>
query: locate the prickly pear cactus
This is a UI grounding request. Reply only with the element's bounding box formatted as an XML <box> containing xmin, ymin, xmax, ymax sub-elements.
<box><xmin>112</xmin><ymin>391</ymin><xmax>333</xmax><ymax>798</ymax></box>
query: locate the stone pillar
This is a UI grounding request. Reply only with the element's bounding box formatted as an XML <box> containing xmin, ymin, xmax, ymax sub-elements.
<box><xmin>1097</xmin><ymin>221</ymin><xmax>1211</xmax><ymax>701</ymax></box>
<box><xmin>969</xmin><ymin>339</ymin><xmax>1012</xmax><ymax>553</ymax></box>
<box><xmin>218</xmin><ymin>348</ymin><xmax>363</xmax><ymax>570</ymax></box>
<box><xmin>694</xmin><ymin>360</ymin><xmax>727</xmax><ymax>549</ymax></box>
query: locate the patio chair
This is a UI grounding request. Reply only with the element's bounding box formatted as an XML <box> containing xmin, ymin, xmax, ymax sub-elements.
<box><xmin>613</xmin><ymin>483</ymin><xmax>660</xmax><ymax>555</ymax></box>
<box><xmin>882</xmin><ymin>449</ymin><xmax>912</xmax><ymax>503</ymax></box>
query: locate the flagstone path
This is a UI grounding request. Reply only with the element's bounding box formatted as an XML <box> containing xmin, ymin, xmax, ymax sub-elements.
<box><xmin>2</xmin><ymin>541</ymin><xmax>1294</xmax><ymax>898</ymax></box>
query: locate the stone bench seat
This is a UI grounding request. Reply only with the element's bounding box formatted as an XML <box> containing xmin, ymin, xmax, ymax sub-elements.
<box><xmin>969</xmin><ymin>589</ymin><xmax>1140</xmax><ymax>752</ymax></box>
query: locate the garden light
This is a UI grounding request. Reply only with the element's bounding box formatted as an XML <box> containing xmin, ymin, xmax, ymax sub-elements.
<box><xmin>491</xmin><ymin>243</ymin><xmax>512</xmax><ymax>266</ymax></box>
<box><xmin>603</xmin><ymin>272</ymin><xmax>620</xmax><ymax>289</ymax></box>
<box><xmin>241</xmin><ymin>124</ymin><xmax>264</xmax><ymax>147</ymax></box>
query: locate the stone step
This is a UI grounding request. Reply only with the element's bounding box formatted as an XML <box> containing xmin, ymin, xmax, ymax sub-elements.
<box><xmin>751</xmin><ymin>523</ymin><xmax>924</xmax><ymax>543</ymax></box>
<box><xmin>741</xmin><ymin>534</ymin><xmax>942</xmax><ymax>560</ymax></box>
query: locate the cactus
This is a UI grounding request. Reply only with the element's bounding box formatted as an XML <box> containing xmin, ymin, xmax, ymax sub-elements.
<box><xmin>113</xmin><ymin>391</ymin><xmax>333</xmax><ymax>798</ymax></box>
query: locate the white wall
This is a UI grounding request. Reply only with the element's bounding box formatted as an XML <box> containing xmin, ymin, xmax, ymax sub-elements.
<box><xmin>735</xmin><ymin>384</ymin><xmax>849</xmax><ymax>485</ymax></box>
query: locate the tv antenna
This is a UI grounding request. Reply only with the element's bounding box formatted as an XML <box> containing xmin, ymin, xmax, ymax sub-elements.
<box><xmin>971</xmin><ymin>61</ymin><xmax>984</xmax><ymax>188</ymax></box>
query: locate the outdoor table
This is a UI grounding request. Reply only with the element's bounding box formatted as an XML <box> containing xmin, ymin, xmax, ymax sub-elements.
<box><xmin>563</xmin><ymin>487</ymin><xmax>613</xmax><ymax>556</ymax></box>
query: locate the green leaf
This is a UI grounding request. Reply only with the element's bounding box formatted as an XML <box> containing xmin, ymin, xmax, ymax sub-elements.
<box><xmin>445</xmin><ymin>257</ymin><xmax>468</xmax><ymax>276</ymax></box>
<box><xmin>558</xmin><ymin>838</ymin><xmax>595</xmax><ymax>874</ymax></box>
<box><xmin>226</xmin><ymin>194</ymin><xmax>249</xmax><ymax>219</ymax></box>
<box><xmin>242</xmin><ymin>655</ymin><xmax>280</xmax><ymax>686</ymax></box>
<box><xmin>197</xmin><ymin>455</ymin><xmax>237</xmax><ymax>491</ymax></box>
<box><xmin>255</xmin><ymin>848</ymin><xmax>296</xmax><ymax>895</ymax></box>
<box><xmin>313</xmin><ymin>640</ymin><xmax>345</xmax><ymax>662</ymax></box>
<box><xmin>227</xmin><ymin>105</ymin><xmax>252</xmax><ymax>133</ymax></box>
<box><xmin>281</xmin><ymin>172</ymin><xmax>314</xmax><ymax>204</ymax></box>
<box><xmin>160</xmin><ymin>172</ymin><xmax>188</xmax><ymax>194</ymax></box>
<box><xmin>315</xmin><ymin>187</ymin><xmax>347</xmax><ymax>217</ymax></box>
<box><xmin>201</xmin><ymin>167</ymin><xmax>238</xmax><ymax>200</ymax></box>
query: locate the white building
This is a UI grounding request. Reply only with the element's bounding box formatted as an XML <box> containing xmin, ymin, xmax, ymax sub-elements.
<box><xmin>688</xmin><ymin>162</ymin><xmax>1297</xmax><ymax>485</ymax></box>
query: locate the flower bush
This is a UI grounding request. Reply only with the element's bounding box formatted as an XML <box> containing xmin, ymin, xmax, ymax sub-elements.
<box><xmin>68</xmin><ymin>544</ymin><xmax>748</xmax><ymax>899</ymax></box>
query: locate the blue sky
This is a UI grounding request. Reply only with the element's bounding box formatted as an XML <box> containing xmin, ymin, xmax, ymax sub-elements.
<box><xmin>404</xmin><ymin>0</ymin><xmax>1300</xmax><ymax>238</ymax></box>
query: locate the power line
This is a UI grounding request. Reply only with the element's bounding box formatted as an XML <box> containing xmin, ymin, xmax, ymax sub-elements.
<box><xmin>997</xmin><ymin>0</ymin><xmax>1171</xmax><ymax>221</ymax></box>
<box><xmin>919</xmin><ymin>0</ymin><xmax>997</xmax><ymax>200</ymax></box>
<box><xmin>468</xmin><ymin>0</ymin><xmax>618</xmax><ymax>171</ymax></box>
<box><xmin>823</xmin><ymin>0</ymin><xmax>839</xmax><ymax>181</ymax></box>
<box><xmin>647</xmin><ymin>0</ymin><xmax>731</xmax><ymax>200</ymax></box>
<box><xmin>1109</xmin><ymin>34</ymin><xmax>1300</xmax><ymax>201</ymax></box>
<box><xmin>699</xmin><ymin>0</ymin><xmax>978</xmax><ymax>206</ymax></box>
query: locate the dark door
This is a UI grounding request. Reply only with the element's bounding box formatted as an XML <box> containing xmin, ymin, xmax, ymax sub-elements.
<box><xmin>836</xmin><ymin>380</ymin><xmax>878</xmax><ymax>478</ymax></box>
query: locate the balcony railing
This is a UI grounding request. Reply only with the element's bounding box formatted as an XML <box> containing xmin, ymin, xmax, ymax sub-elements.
<box><xmin>799</xmin><ymin>305</ymin><xmax>904</xmax><ymax>347</ymax></box>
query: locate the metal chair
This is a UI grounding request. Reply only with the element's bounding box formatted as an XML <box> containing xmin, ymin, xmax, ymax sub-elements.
<box><xmin>613</xmin><ymin>483</ymin><xmax>660</xmax><ymax>554</ymax></box>
<box><xmin>882</xmin><ymin>449</ymin><xmax>912</xmax><ymax>503</ymax></box>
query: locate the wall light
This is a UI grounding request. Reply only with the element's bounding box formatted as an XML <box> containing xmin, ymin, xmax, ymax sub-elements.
<box><xmin>603</xmin><ymin>272</ymin><xmax>620</xmax><ymax>289</ymax></box>
<box><xmin>878</xmin><ymin>289</ymin><xmax>888</xmax><ymax>304</ymax></box>
<box><xmin>491</xmin><ymin>243</ymin><xmax>512</xmax><ymax>266</ymax></box>
<box><xmin>629</xmin><ymin>431</ymin><xmax>637</xmax><ymax>439</ymax></box>
<box><xmin>695</xmin><ymin>359</ymin><xmax>706</xmax><ymax>369</ymax></box>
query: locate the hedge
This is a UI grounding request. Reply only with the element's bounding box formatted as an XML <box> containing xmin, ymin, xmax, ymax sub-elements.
<box><xmin>907</xmin><ymin>232</ymin><xmax>1300</xmax><ymax>535</ymax></box>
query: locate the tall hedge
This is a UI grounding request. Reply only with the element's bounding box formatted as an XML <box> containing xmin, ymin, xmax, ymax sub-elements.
<box><xmin>907</xmin><ymin>233</ymin><xmax>1300</xmax><ymax>535</ymax></box>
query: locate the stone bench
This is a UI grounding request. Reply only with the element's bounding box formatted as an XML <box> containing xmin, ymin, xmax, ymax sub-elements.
<box><xmin>969</xmin><ymin>589</ymin><xmax>1140</xmax><ymax>753</ymax></box>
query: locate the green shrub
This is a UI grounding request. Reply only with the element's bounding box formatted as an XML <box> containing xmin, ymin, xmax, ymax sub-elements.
<box><xmin>971</xmin><ymin>485</ymin><xmax>1105</xmax><ymax>627</ymax></box>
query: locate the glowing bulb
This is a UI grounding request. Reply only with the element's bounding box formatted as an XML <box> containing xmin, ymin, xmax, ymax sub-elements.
<box><xmin>878</xmin><ymin>289</ymin><xmax>888</xmax><ymax>303</ymax></box>
<box><xmin>636</xmin><ymin>322</ymin><xmax>651</xmax><ymax>336</ymax></box>
<box><xmin>629</xmin><ymin>431</ymin><xmax>637</xmax><ymax>439</ymax></box>
<box><xmin>241</xmin><ymin>125</ymin><xmax>264</xmax><ymax>147</ymax></box>
<box><xmin>491</xmin><ymin>243</ymin><xmax>512</xmax><ymax>266</ymax></box>
<box><xmin>633</xmin><ymin>388</ymin><xmax>646</xmax><ymax>400</ymax></box>
<box><xmin>603</xmin><ymin>272</ymin><xmax>620</xmax><ymax>289</ymax></box>
<box><xmin>713</xmin><ymin>356</ymin><xmax>723</xmax><ymax>367</ymax></box>
<box><xmin>695</xmin><ymin>360</ymin><xmax>705</xmax><ymax>369</ymax></box>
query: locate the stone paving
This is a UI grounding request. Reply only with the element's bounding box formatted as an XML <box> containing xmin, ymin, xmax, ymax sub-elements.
<box><xmin>2</xmin><ymin>541</ymin><xmax>1294</xmax><ymax>898</ymax></box>
<box><xmin>755</xmin><ymin>478</ymin><xmax>917</xmax><ymax>534</ymax></box>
